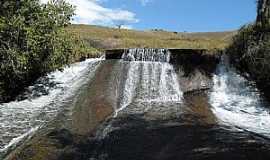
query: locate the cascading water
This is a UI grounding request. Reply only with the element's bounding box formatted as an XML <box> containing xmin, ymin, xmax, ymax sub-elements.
<box><xmin>0</xmin><ymin>58</ymin><xmax>103</xmax><ymax>155</ymax></box>
<box><xmin>115</xmin><ymin>49</ymin><xmax>182</xmax><ymax>116</ymax></box>
<box><xmin>122</xmin><ymin>48</ymin><xmax>171</xmax><ymax>62</ymax></box>
<box><xmin>209</xmin><ymin>55</ymin><xmax>270</xmax><ymax>137</ymax></box>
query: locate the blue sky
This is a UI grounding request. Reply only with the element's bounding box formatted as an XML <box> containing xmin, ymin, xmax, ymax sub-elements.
<box><xmin>102</xmin><ymin>0</ymin><xmax>257</xmax><ymax>32</ymax></box>
<box><xmin>42</xmin><ymin>0</ymin><xmax>257</xmax><ymax>32</ymax></box>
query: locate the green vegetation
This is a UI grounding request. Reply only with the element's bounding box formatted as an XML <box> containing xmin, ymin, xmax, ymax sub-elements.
<box><xmin>227</xmin><ymin>0</ymin><xmax>270</xmax><ymax>90</ymax></box>
<box><xmin>0</xmin><ymin>0</ymin><xmax>98</xmax><ymax>102</ymax></box>
<box><xmin>67</xmin><ymin>24</ymin><xmax>235</xmax><ymax>50</ymax></box>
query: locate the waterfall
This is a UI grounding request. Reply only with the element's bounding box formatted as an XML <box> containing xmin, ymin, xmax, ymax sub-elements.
<box><xmin>122</xmin><ymin>48</ymin><xmax>171</xmax><ymax>62</ymax></box>
<box><xmin>115</xmin><ymin>49</ymin><xmax>182</xmax><ymax>116</ymax></box>
<box><xmin>209</xmin><ymin>55</ymin><xmax>270</xmax><ymax>137</ymax></box>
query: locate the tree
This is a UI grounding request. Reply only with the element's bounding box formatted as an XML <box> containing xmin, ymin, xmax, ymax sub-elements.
<box><xmin>0</xmin><ymin>0</ymin><xmax>78</xmax><ymax>102</ymax></box>
<box><xmin>256</xmin><ymin>0</ymin><xmax>270</xmax><ymax>27</ymax></box>
<box><xmin>114</xmin><ymin>20</ymin><xmax>126</xmax><ymax>30</ymax></box>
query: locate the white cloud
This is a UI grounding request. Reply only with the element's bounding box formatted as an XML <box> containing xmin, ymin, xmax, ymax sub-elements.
<box><xmin>41</xmin><ymin>0</ymin><xmax>139</xmax><ymax>27</ymax></box>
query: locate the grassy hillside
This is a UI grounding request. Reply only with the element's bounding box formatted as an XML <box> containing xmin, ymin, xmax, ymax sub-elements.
<box><xmin>67</xmin><ymin>24</ymin><xmax>236</xmax><ymax>50</ymax></box>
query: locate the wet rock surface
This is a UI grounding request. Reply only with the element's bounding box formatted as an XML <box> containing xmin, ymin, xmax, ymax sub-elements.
<box><xmin>81</xmin><ymin>92</ymin><xmax>270</xmax><ymax>160</ymax></box>
<box><xmin>4</xmin><ymin>56</ymin><xmax>270</xmax><ymax>160</ymax></box>
<box><xmin>8</xmin><ymin>91</ymin><xmax>270</xmax><ymax>160</ymax></box>
<box><xmin>87</xmin><ymin>121</ymin><xmax>270</xmax><ymax>160</ymax></box>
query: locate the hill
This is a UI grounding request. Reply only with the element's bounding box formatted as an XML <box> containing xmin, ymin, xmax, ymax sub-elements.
<box><xmin>67</xmin><ymin>24</ymin><xmax>236</xmax><ymax>51</ymax></box>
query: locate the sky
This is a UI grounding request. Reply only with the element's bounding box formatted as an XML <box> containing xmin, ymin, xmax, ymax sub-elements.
<box><xmin>41</xmin><ymin>0</ymin><xmax>257</xmax><ymax>32</ymax></box>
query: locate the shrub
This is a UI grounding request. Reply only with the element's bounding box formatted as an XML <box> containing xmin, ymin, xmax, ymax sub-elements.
<box><xmin>227</xmin><ymin>23</ymin><xmax>270</xmax><ymax>89</ymax></box>
<box><xmin>0</xmin><ymin>0</ymin><xmax>91</xmax><ymax>102</ymax></box>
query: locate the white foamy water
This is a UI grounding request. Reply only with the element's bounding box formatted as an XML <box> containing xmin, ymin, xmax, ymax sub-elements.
<box><xmin>134</xmin><ymin>62</ymin><xmax>182</xmax><ymax>103</ymax></box>
<box><xmin>209</xmin><ymin>56</ymin><xmax>270</xmax><ymax>137</ymax></box>
<box><xmin>122</xmin><ymin>48</ymin><xmax>171</xmax><ymax>62</ymax></box>
<box><xmin>0</xmin><ymin>58</ymin><xmax>103</xmax><ymax>153</ymax></box>
<box><xmin>115</xmin><ymin>49</ymin><xmax>182</xmax><ymax>116</ymax></box>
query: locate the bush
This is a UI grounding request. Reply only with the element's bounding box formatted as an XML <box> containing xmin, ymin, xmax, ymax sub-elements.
<box><xmin>227</xmin><ymin>23</ymin><xmax>270</xmax><ymax>89</ymax></box>
<box><xmin>0</xmin><ymin>0</ymin><xmax>93</xmax><ymax>102</ymax></box>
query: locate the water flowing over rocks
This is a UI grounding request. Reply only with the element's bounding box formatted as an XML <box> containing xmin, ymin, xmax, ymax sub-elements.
<box><xmin>121</xmin><ymin>48</ymin><xmax>171</xmax><ymax>62</ymax></box>
<box><xmin>3</xmin><ymin>49</ymin><xmax>270</xmax><ymax>160</ymax></box>
<box><xmin>0</xmin><ymin>58</ymin><xmax>104</xmax><ymax>159</ymax></box>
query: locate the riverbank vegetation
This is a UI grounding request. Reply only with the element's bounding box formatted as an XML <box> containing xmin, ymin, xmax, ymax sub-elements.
<box><xmin>227</xmin><ymin>0</ymin><xmax>270</xmax><ymax>92</ymax></box>
<box><xmin>0</xmin><ymin>0</ymin><xmax>98</xmax><ymax>102</ymax></box>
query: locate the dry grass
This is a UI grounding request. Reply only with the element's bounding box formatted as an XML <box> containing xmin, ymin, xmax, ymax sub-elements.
<box><xmin>67</xmin><ymin>24</ymin><xmax>236</xmax><ymax>50</ymax></box>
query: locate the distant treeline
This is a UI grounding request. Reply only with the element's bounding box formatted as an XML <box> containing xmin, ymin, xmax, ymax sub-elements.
<box><xmin>227</xmin><ymin>0</ymin><xmax>270</xmax><ymax>92</ymax></box>
<box><xmin>0</xmin><ymin>0</ymin><xmax>96</xmax><ymax>102</ymax></box>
